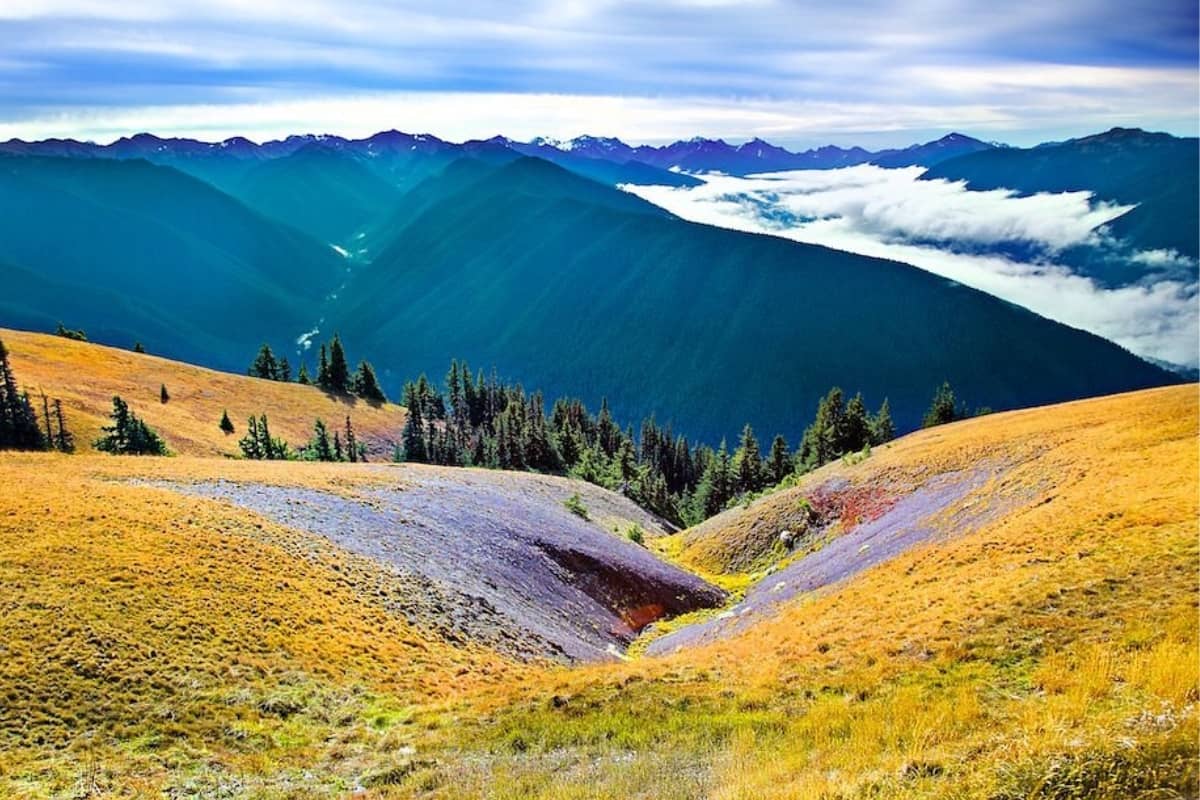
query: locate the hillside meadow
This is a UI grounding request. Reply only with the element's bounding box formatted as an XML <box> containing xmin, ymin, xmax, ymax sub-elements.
<box><xmin>2</xmin><ymin>327</ymin><xmax>406</xmax><ymax>458</ymax></box>
<box><xmin>0</xmin><ymin>381</ymin><xmax>1194</xmax><ymax>797</ymax></box>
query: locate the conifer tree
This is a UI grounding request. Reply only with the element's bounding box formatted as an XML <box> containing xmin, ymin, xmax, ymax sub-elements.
<box><xmin>870</xmin><ymin>399</ymin><xmax>895</xmax><ymax>445</ymax></box>
<box><xmin>307</xmin><ymin>418</ymin><xmax>335</xmax><ymax>461</ymax></box>
<box><xmin>133</xmin><ymin>342</ymin><xmax>145</xmax><ymax>354</ymax></box>
<box><xmin>596</xmin><ymin>398</ymin><xmax>619</xmax><ymax>457</ymax></box>
<box><xmin>296</xmin><ymin>362</ymin><xmax>311</xmax><ymax>385</ymax></box>
<box><xmin>95</xmin><ymin>396</ymin><xmax>166</xmax><ymax>455</ymax></box>
<box><xmin>40</xmin><ymin>392</ymin><xmax>53</xmax><ymax>444</ymax></box>
<box><xmin>843</xmin><ymin>393</ymin><xmax>871</xmax><ymax>453</ymax></box>
<box><xmin>276</xmin><ymin>357</ymin><xmax>291</xmax><ymax>383</ymax></box>
<box><xmin>326</xmin><ymin>335</ymin><xmax>350</xmax><ymax>394</ymax></box>
<box><xmin>0</xmin><ymin>337</ymin><xmax>45</xmax><ymax>450</ymax></box>
<box><xmin>259</xmin><ymin>414</ymin><xmax>284</xmax><ymax>460</ymax></box>
<box><xmin>52</xmin><ymin>399</ymin><xmax>74</xmax><ymax>453</ymax></box>
<box><xmin>344</xmin><ymin>415</ymin><xmax>359</xmax><ymax>463</ymax></box>
<box><xmin>400</xmin><ymin>381</ymin><xmax>428</xmax><ymax>462</ymax></box>
<box><xmin>239</xmin><ymin>416</ymin><xmax>262</xmax><ymax>459</ymax></box>
<box><xmin>799</xmin><ymin>387</ymin><xmax>846</xmax><ymax>470</ymax></box>
<box><xmin>767</xmin><ymin>434</ymin><xmax>791</xmax><ymax>485</ymax></box>
<box><xmin>352</xmin><ymin>360</ymin><xmax>387</xmax><ymax>403</ymax></box>
<box><xmin>250</xmin><ymin>344</ymin><xmax>279</xmax><ymax>380</ymax></box>
<box><xmin>333</xmin><ymin>431</ymin><xmax>344</xmax><ymax>462</ymax></box>
<box><xmin>317</xmin><ymin>344</ymin><xmax>330</xmax><ymax>389</ymax></box>
<box><xmin>923</xmin><ymin>382</ymin><xmax>961</xmax><ymax>428</ymax></box>
<box><xmin>733</xmin><ymin>423</ymin><xmax>765</xmax><ymax>494</ymax></box>
<box><xmin>695</xmin><ymin>439</ymin><xmax>733</xmax><ymax>518</ymax></box>
<box><xmin>160</xmin><ymin>383</ymin><xmax>170</xmax><ymax>404</ymax></box>
<box><xmin>220</xmin><ymin>409</ymin><xmax>235</xmax><ymax>435</ymax></box>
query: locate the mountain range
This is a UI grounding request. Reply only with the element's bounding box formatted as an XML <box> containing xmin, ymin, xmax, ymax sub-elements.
<box><xmin>0</xmin><ymin>128</ymin><xmax>997</xmax><ymax>185</ymax></box>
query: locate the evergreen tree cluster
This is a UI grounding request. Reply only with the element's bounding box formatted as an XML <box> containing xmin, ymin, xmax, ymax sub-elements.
<box><xmin>94</xmin><ymin>396</ymin><xmax>168</xmax><ymax>455</ymax></box>
<box><xmin>249</xmin><ymin>343</ymin><xmax>292</xmax><ymax>382</ymax></box>
<box><xmin>922</xmin><ymin>381</ymin><xmax>967</xmax><ymax>428</ymax></box>
<box><xmin>54</xmin><ymin>322</ymin><xmax>87</xmax><ymax>342</ymax></box>
<box><xmin>394</xmin><ymin>360</ymin><xmax>901</xmax><ymax>526</ymax></box>
<box><xmin>248</xmin><ymin>335</ymin><xmax>386</xmax><ymax>403</ymax></box>
<box><xmin>238</xmin><ymin>413</ymin><xmax>364</xmax><ymax>463</ymax></box>
<box><xmin>796</xmin><ymin>388</ymin><xmax>894</xmax><ymax>472</ymax></box>
<box><xmin>0</xmin><ymin>337</ymin><xmax>72</xmax><ymax>452</ymax></box>
<box><xmin>300</xmin><ymin>415</ymin><xmax>365</xmax><ymax>462</ymax></box>
<box><xmin>238</xmin><ymin>414</ymin><xmax>291</xmax><ymax>460</ymax></box>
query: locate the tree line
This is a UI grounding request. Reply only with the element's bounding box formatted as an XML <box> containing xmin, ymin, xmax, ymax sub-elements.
<box><xmin>394</xmin><ymin>360</ymin><xmax>930</xmax><ymax>527</ymax></box>
<box><xmin>6</xmin><ymin>326</ymin><xmax>985</xmax><ymax>530</ymax></box>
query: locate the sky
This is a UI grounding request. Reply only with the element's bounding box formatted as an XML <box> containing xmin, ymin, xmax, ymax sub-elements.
<box><xmin>626</xmin><ymin>168</ymin><xmax>1199</xmax><ymax>367</ymax></box>
<box><xmin>1</xmin><ymin>0</ymin><xmax>1197</xmax><ymax>147</ymax></box>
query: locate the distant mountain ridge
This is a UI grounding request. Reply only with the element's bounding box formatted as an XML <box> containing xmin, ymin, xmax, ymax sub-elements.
<box><xmin>0</xmin><ymin>129</ymin><xmax>999</xmax><ymax>177</ymax></box>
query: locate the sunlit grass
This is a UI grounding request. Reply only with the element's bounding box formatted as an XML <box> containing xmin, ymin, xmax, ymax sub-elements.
<box><xmin>2</xmin><ymin>326</ymin><xmax>406</xmax><ymax>457</ymax></box>
<box><xmin>1</xmin><ymin>383</ymin><xmax>1196</xmax><ymax>797</ymax></box>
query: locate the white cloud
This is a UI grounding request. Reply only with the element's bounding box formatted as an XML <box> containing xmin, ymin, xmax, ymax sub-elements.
<box><xmin>1131</xmin><ymin>248</ymin><xmax>1195</xmax><ymax>269</ymax></box>
<box><xmin>0</xmin><ymin>0</ymin><xmax>1195</xmax><ymax>147</ymax></box>
<box><xmin>625</xmin><ymin>169</ymin><xmax>1199</xmax><ymax>367</ymax></box>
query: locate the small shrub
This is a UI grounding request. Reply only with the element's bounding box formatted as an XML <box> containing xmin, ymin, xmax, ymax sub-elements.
<box><xmin>54</xmin><ymin>322</ymin><xmax>87</xmax><ymax>341</ymax></box>
<box><xmin>626</xmin><ymin>524</ymin><xmax>645</xmax><ymax>545</ymax></box>
<box><xmin>563</xmin><ymin>493</ymin><xmax>589</xmax><ymax>520</ymax></box>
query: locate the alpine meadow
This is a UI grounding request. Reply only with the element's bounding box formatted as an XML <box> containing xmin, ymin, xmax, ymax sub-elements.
<box><xmin>0</xmin><ymin>2</ymin><xmax>1196</xmax><ymax>799</ymax></box>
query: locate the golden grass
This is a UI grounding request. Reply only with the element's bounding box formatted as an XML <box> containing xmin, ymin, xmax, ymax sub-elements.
<box><xmin>0</xmin><ymin>454</ymin><xmax>520</xmax><ymax>797</ymax></box>
<box><xmin>1</xmin><ymin>380</ymin><xmax>1196</xmax><ymax>797</ymax></box>
<box><xmin>2</xmin><ymin>327</ymin><xmax>406</xmax><ymax>457</ymax></box>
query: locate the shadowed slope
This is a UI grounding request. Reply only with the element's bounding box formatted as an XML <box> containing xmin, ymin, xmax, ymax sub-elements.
<box><xmin>332</xmin><ymin>156</ymin><xmax>1176</xmax><ymax>440</ymax></box>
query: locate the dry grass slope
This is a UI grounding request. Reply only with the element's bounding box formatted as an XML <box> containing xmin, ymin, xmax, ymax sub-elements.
<box><xmin>2</xmin><ymin>327</ymin><xmax>406</xmax><ymax>457</ymax></box>
<box><xmin>0</xmin><ymin>360</ymin><xmax>1195</xmax><ymax>797</ymax></box>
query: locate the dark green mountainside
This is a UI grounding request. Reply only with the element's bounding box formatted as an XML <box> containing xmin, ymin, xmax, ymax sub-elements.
<box><xmin>0</xmin><ymin>147</ymin><xmax>1179</xmax><ymax>444</ymax></box>
<box><xmin>0</xmin><ymin>155</ymin><xmax>340</xmax><ymax>369</ymax></box>
<box><xmin>224</xmin><ymin>145</ymin><xmax>407</xmax><ymax>246</ymax></box>
<box><xmin>328</xmin><ymin>157</ymin><xmax>1174</xmax><ymax>440</ymax></box>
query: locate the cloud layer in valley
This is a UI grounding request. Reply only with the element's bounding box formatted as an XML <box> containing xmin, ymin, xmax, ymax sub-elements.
<box><xmin>626</xmin><ymin>167</ymin><xmax>1199</xmax><ymax>368</ymax></box>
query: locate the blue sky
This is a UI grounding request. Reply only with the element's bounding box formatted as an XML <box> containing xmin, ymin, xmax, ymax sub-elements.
<box><xmin>1</xmin><ymin>0</ymin><xmax>1196</xmax><ymax>146</ymax></box>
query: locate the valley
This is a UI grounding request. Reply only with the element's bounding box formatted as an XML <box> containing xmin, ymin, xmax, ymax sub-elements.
<box><xmin>1</xmin><ymin>129</ymin><xmax>1187</xmax><ymax>443</ymax></box>
<box><xmin>3</xmin><ymin>4</ymin><xmax>1196</xmax><ymax>798</ymax></box>
<box><xmin>0</xmin><ymin>105</ymin><xmax>1195</xmax><ymax>800</ymax></box>
<box><xmin>0</xmin><ymin>333</ymin><xmax>1194</xmax><ymax>797</ymax></box>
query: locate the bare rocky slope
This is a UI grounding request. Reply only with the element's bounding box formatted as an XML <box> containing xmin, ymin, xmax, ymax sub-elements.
<box><xmin>144</xmin><ymin>463</ymin><xmax>725</xmax><ymax>662</ymax></box>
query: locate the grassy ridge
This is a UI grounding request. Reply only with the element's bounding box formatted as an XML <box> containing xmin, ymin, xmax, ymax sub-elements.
<box><xmin>0</xmin><ymin>456</ymin><xmax>520</xmax><ymax>797</ymax></box>
<box><xmin>1</xmin><ymin>327</ymin><xmax>406</xmax><ymax>458</ymax></box>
